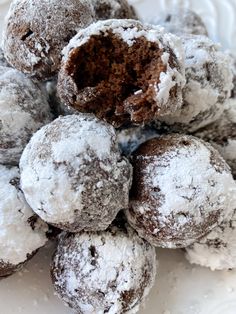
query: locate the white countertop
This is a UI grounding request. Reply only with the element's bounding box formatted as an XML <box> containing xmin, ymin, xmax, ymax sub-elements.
<box><xmin>0</xmin><ymin>1</ymin><xmax>236</xmax><ymax>313</ymax></box>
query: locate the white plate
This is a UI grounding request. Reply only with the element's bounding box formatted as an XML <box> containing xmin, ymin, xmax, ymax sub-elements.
<box><xmin>0</xmin><ymin>1</ymin><xmax>236</xmax><ymax>314</ymax></box>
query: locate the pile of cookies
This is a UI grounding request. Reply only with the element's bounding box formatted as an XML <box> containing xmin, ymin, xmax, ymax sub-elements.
<box><xmin>1</xmin><ymin>0</ymin><xmax>236</xmax><ymax>312</ymax></box>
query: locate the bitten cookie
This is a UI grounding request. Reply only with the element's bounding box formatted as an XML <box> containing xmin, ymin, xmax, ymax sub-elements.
<box><xmin>51</xmin><ymin>218</ymin><xmax>156</xmax><ymax>314</ymax></box>
<box><xmin>0</xmin><ymin>66</ymin><xmax>52</xmax><ymax>165</ymax></box>
<box><xmin>58</xmin><ymin>19</ymin><xmax>185</xmax><ymax>127</ymax></box>
<box><xmin>20</xmin><ymin>114</ymin><xmax>132</xmax><ymax>232</ymax></box>
<box><xmin>159</xmin><ymin>35</ymin><xmax>233</xmax><ymax>132</ymax></box>
<box><xmin>126</xmin><ymin>134</ymin><xmax>236</xmax><ymax>248</ymax></box>
<box><xmin>0</xmin><ymin>165</ymin><xmax>48</xmax><ymax>277</ymax></box>
<box><xmin>3</xmin><ymin>0</ymin><xmax>95</xmax><ymax>80</ymax></box>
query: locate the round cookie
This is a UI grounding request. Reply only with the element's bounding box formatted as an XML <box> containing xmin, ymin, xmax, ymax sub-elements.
<box><xmin>150</xmin><ymin>9</ymin><xmax>208</xmax><ymax>36</ymax></box>
<box><xmin>0</xmin><ymin>165</ymin><xmax>48</xmax><ymax>277</ymax></box>
<box><xmin>51</xmin><ymin>219</ymin><xmax>156</xmax><ymax>314</ymax></box>
<box><xmin>92</xmin><ymin>0</ymin><xmax>138</xmax><ymax>20</ymax></box>
<box><xmin>125</xmin><ymin>134</ymin><xmax>236</xmax><ymax>248</ymax></box>
<box><xmin>0</xmin><ymin>47</ymin><xmax>9</xmax><ymax>67</ymax></box>
<box><xmin>0</xmin><ymin>66</ymin><xmax>52</xmax><ymax>165</ymax></box>
<box><xmin>3</xmin><ymin>0</ymin><xmax>95</xmax><ymax>80</ymax></box>
<box><xmin>20</xmin><ymin>114</ymin><xmax>132</xmax><ymax>232</ymax></box>
<box><xmin>194</xmin><ymin>100</ymin><xmax>236</xmax><ymax>179</ymax></box>
<box><xmin>58</xmin><ymin>19</ymin><xmax>186</xmax><ymax>127</ymax></box>
<box><xmin>185</xmin><ymin>209</ymin><xmax>236</xmax><ymax>270</ymax></box>
<box><xmin>117</xmin><ymin>126</ymin><xmax>160</xmax><ymax>156</ymax></box>
<box><xmin>159</xmin><ymin>34</ymin><xmax>233</xmax><ymax>133</ymax></box>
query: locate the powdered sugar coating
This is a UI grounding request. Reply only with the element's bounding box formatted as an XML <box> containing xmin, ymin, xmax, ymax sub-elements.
<box><xmin>51</xmin><ymin>222</ymin><xmax>156</xmax><ymax>314</ymax></box>
<box><xmin>195</xmin><ymin>99</ymin><xmax>236</xmax><ymax>178</ymax></box>
<box><xmin>0</xmin><ymin>165</ymin><xmax>48</xmax><ymax>273</ymax></box>
<box><xmin>3</xmin><ymin>0</ymin><xmax>95</xmax><ymax>80</ymax></box>
<box><xmin>0</xmin><ymin>66</ymin><xmax>52</xmax><ymax>165</ymax></box>
<box><xmin>185</xmin><ymin>208</ymin><xmax>236</xmax><ymax>271</ymax></box>
<box><xmin>126</xmin><ymin>134</ymin><xmax>236</xmax><ymax>248</ymax></box>
<box><xmin>59</xmin><ymin>19</ymin><xmax>185</xmax><ymax>125</ymax></box>
<box><xmin>159</xmin><ymin>35</ymin><xmax>233</xmax><ymax>132</ymax></box>
<box><xmin>91</xmin><ymin>0</ymin><xmax>138</xmax><ymax>20</ymax></box>
<box><xmin>117</xmin><ymin>126</ymin><xmax>160</xmax><ymax>156</ymax></box>
<box><xmin>149</xmin><ymin>9</ymin><xmax>208</xmax><ymax>36</ymax></box>
<box><xmin>20</xmin><ymin>114</ymin><xmax>132</xmax><ymax>232</ymax></box>
<box><xmin>63</xmin><ymin>19</ymin><xmax>184</xmax><ymax>58</ymax></box>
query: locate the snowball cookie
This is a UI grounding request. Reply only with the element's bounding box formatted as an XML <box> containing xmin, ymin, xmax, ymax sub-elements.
<box><xmin>194</xmin><ymin>100</ymin><xmax>236</xmax><ymax>179</ymax></box>
<box><xmin>0</xmin><ymin>66</ymin><xmax>52</xmax><ymax>165</ymax></box>
<box><xmin>117</xmin><ymin>126</ymin><xmax>159</xmax><ymax>156</ymax></box>
<box><xmin>92</xmin><ymin>0</ymin><xmax>138</xmax><ymax>20</ymax></box>
<box><xmin>0</xmin><ymin>165</ymin><xmax>48</xmax><ymax>277</ymax></box>
<box><xmin>185</xmin><ymin>209</ymin><xmax>236</xmax><ymax>270</ymax></box>
<box><xmin>125</xmin><ymin>134</ymin><xmax>236</xmax><ymax>249</ymax></box>
<box><xmin>152</xmin><ymin>9</ymin><xmax>208</xmax><ymax>36</ymax></box>
<box><xmin>0</xmin><ymin>47</ymin><xmax>9</xmax><ymax>67</ymax></box>
<box><xmin>58</xmin><ymin>19</ymin><xmax>186</xmax><ymax>128</ymax></box>
<box><xmin>51</xmin><ymin>220</ymin><xmax>156</xmax><ymax>313</ymax></box>
<box><xmin>3</xmin><ymin>0</ymin><xmax>95</xmax><ymax>80</ymax></box>
<box><xmin>20</xmin><ymin>114</ymin><xmax>132</xmax><ymax>232</ymax></box>
<box><xmin>159</xmin><ymin>35</ymin><xmax>233</xmax><ymax>133</ymax></box>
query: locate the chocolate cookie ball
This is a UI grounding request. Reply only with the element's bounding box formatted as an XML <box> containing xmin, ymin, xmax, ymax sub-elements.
<box><xmin>58</xmin><ymin>19</ymin><xmax>186</xmax><ymax>127</ymax></box>
<box><xmin>51</xmin><ymin>221</ymin><xmax>156</xmax><ymax>313</ymax></box>
<box><xmin>0</xmin><ymin>66</ymin><xmax>52</xmax><ymax>165</ymax></box>
<box><xmin>126</xmin><ymin>134</ymin><xmax>236</xmax><ymax>248</ymax></box>
<box><xmin>152</xmin><ymin>9</ymin><xmax>208</xmax><ymax>36</ymax></box>
<box><xmin>92</xmin><ymin>0</ymin><xmax>138</xmax><ymax>20</ymax></box>
<box><xmin>3</xmin><ymin>0</ymin><xmax>95</xmax><ymax>80</ymax></box>
<box><xmin>0</xmin><ymin>165</ymin><xmax>48</xmax><ymax>277</ymax></box>
<box><xmin>117</xmin><ymin>126</ymin><xmax>159</xmax><ymax>156</ymax></box>
<box><xmin>0</xmin><ymin>47</ymin><xmax>9</xmax><ymax>67</ymax></box>
<box><xmin>20</xmin><ymin>114</ymin><xmax>132</xmax><ymax>232</ymax></box>
<box><xmin>159</xmin><ymin>35</ymin><xmax>233</xmax><ymax>132</ymax></box>
<box><xmin>194</xmin><ymin>100</ymin><xmax>236</xmax><ymax>178</ymax></box>
<box><xmin>185</xmin><ymin>209</ymin><xmax>236</xmax><ymax>270</ymax></box>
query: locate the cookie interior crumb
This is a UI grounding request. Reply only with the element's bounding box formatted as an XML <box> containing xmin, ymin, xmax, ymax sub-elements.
<box><xmin>61</xmin><ymin>33</ymin><xmax>178</xmax><ymax>126</ymax></box>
